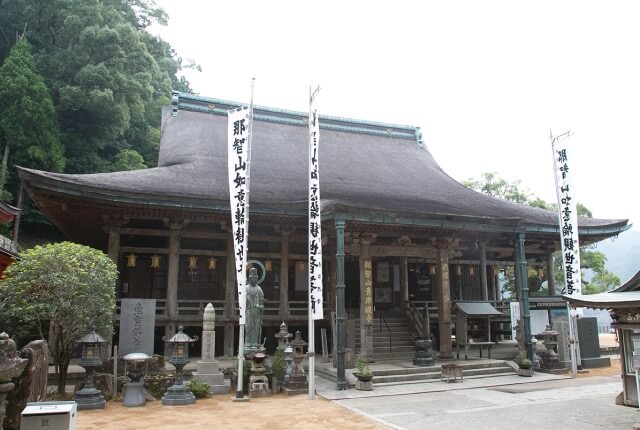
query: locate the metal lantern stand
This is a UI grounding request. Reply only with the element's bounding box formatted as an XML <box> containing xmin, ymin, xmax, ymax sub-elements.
<box><xmin>162</xmin><ymin>326</ymin><xmax>198</xmax><ymax>406</ymax></box>
<box><xmin>74</xmin><ymin>328</ymin><xmax>107</xmax><ymax>410</ymax></box>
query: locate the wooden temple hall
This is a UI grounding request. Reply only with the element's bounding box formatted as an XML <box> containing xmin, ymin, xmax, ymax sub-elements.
<box><xmin>18</xmin><ymin>92</ymin><xmax>629</xmax><ymax>366</ymax></box>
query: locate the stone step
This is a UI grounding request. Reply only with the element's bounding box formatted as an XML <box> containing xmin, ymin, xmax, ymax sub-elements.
<box><xmin>368</xmin><ymin>330</ymin><xmax>413</xmax><ymax>335</ymax></box>
<box><xmin>367</xmin><ymin>335</ymin><xmax>413</xmax><ymax>341</ymax></box>
<box><xmin>372</xmin><ymin>342</ymin><xmax>414</xmax><ymax>349</ymax></box>
<box><xmin>373</xmin><ymin>371</ymin><xmax>516</xmax><ymax>387</ymax></box>
<box><xmin>372</xmin><ymin>338</ymin><xmax>410</xmax><ymax>344</ymax></box>
<box><xmin>354</xmin><ymin>326</ymin><xmax>412</xmax><ymax>332</ymax></box>
<box><xmin>371</xmin><ymin>351</ymin><xmax>416</xmax><ymax>361</ymax></box>
<box><xmin>371</xmin><ymin>363</ymin><xmax>515</xmax><ymax>384</ymax></box>
<box><xmin>371</xmin><ymin>361</ymin><xmax>508</xmax><ymax>376</ymax></box>
<box><xmin>373</xmin><ymin>345</ymin><xmax>415</xmax><ymax>354</ymax></box>
<box><xmin>355</xmin><ymin>318</ymin><xmax>412</xmax><ymax>324</ymax></box>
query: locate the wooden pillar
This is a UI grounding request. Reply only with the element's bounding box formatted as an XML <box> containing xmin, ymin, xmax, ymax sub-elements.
<box><xmin>435</xmin><ymin>238</ymin><xmax>453</xmax><ymax>358</ymax></box>
<box><xmin>546</xmin><ymin>249</ymin><xmax>556</xmax><ymax>296</ymax></box>
<box><xmin>359</xmin><ymin>237</ymin><xmax>374</xmax><ymax>360</ymax></box>
<box><xmin>400</xmin><ymin>257</ymin><xmax>409</xmax><ymax>309</ymax></box>
<box><xmin>107</xmin><ymin>224</ymin><xmax>121</xmax><ymax>263</ymax></box>
<box><xmin>165</xmin><ymin>221</ymin><xmax>183</xmax><ymax>353</ymax></box>
<box><xmin>335</xmin><ymin>220</ymin><xmax>347</xmax><ymax>390</ymax></box>
<box><xmin>224</xmin><ymin>235</ymin><xmax>236</xmax><ymax>357</ymax></box>
<box><xmin>488</xmin><ymin>265</ymin><xmax>496</xmax><ymax>301</ymax></box>
<box><xmin>480</xmin><ymin>243</ymin><xmax>488</xmax><ymax>301</ymax></box>
<box><xmin>514</xmin><ymin>247</ymin><xmax>522</xmax><ymax>303</ymax></box>
<box><xmin>456</xmin><ymin>265</ymin><xmax>463</xmax><ymax>301</ymax></box>
<box><xmin>104</xmin><ymin>215</ymin><xmax>127</xmax><ymax>263</ymax></box>
<box><xmin>515</xmin><ymin>233</ymin><xmax>533</xmax><ymax>360</ymax></box>
<box><xmin>279</xmin><ymin>231</ymin><xmax>291</xmax><ymax>320</ymax></box>
<box><xmin>494</xmin><ymin>266</ymin><xmax>501</xmax><ymax>301</ymax></box>
<box><xmin>11</xmin><ymin>181</ymin><xmax>23</xmax><ymax>245</ymax></box>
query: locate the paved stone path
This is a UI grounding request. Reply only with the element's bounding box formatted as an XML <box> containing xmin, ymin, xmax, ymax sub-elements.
<box><xmin>334</xmin><ymin>375</ymin><xmax>639</xmax><ymax>430</ymax></box>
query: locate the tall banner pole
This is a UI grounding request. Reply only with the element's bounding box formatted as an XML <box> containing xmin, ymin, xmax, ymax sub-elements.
<box><xmin>551</xmin><ymin>130</ymin><xmax>581</xmax><ymax>377</ymax></box>
<box><xmin>308</xmin><ymin>85</ymin><xmax>322</xmax><ymax>399</ymax></box>
<box><xmin>228</xmin><ymin>80</ymin><xmax>255</xmax><ymax>400</ymax></box>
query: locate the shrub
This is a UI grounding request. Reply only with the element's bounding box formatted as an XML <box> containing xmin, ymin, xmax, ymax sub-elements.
<box><xmin>270</xmin><ymin>349</ymin><xmax>286</xmax><ymax>382</ymax></box>
<box><xmin>187</xmin><ymin>379</ymin><xmax>210</xmax><ymax>399</ymax></box>
<box><xmin>144</xmin><ymin>371</ymin><xmax>174</xmax><ymax>399</ymax></box>
<box><xmin>355</xmin><ymin>355</ymin><xmax>371</xmax><ymax>377</ymax></box>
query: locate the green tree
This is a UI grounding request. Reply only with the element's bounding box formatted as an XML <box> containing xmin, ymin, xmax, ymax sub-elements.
<box><xmin>0</xmin><ymin>38</ymin><xmax>64</xmax><ymax>197</ymax></box>
<box><xmin>463</xmin><ymin>172</ymin><xmax>531</xmax><ymax>204</ymax></box>
<box><xmin>111</xmin><ymin>148</ymin><xmax>147</xmax><ymax>171</ymax></box>
<box><xmin>0</xmin><ymin>0</ymin><xmax>194</xmax><ymax>175</ymax></box>
<box><xmin>0</xmin><ymin>242</ymin><xmax>117</xmax><ymax>394</ymax></box>
<box><xmin>466</xmin><ymin>172</ymin><xmax>620</xmax><ymax>296</ymax></box>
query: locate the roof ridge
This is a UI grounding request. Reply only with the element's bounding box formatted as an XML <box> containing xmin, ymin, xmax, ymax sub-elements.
<box><xmin>172</xmin><ymin>91</ymin><xmax>422</xmax><ymax>142</ymax></box>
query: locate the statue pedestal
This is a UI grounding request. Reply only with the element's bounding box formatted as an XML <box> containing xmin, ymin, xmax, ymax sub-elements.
<box><xmin>162</xmin><ymin>383</ymin><xmax>196</xmax><ymax>405</ymax></box>
<box><xmin>282</xmin><ymin>373</ymin><xmax>308</xmax><ymax>396</ymax></box>
<box><xmin>249</xmin><ymin>375</ymin><xmax>270</xmax><ymax>398</ymax></box>
<box><xmin>195</xmin><ymin>305</ymin><xmax>228</xmax><ymax>395</ymax></box>
<box><xmin>193</xmin><ymin>360</ymin><xmax>228</xmax><ymax>395</ymax></box>
<box><xmin>122</xmin><ymin>381</ymin><xmax>145</xmax><ymax>407</ymax></box>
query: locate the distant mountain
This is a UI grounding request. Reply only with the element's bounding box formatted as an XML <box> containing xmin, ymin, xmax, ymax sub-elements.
<box><xmin>594</xmin><ymin>228</ymin><xmax>640</xmax><ymax>284</ymax></box>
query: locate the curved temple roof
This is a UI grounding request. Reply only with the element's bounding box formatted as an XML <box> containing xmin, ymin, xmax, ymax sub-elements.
<box><xmin>19</xmin><ymin>92</ymin><xmax>629</xmax><ymax>237</ymax></box>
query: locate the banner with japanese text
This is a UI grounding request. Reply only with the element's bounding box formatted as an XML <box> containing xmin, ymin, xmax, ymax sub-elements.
<box><xmin>228</xmin><ymin>107</ymin><xmax>250</xmax><ymax>321</ymax></box>
<box><xmin>308</xmin><ymin>90</ymin><xmax>323</xmax><ymax>320</ymax></box>
<box><xmin>552</xmin><ymin>134</ymin><xmax>582</xmax><ymax>295</ymax></box>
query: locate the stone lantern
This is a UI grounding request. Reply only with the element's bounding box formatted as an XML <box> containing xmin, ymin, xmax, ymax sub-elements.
<box><xmin>275</xmin><ymin>322</ymin><xmax>292</xmax><ymax>352</ymax></box>
<box><xmin>162</xmin><ymin>326</ymin><xmax>198</xmax><ymax>406</ymax></box>
<box><xmin>540</xmin><ymin>324</ymin><xmax>563</xmax><ymax>370</ymax></box>
<box><xmin>283</xmin><ymin>344</ymin><xmax>294</xmax><ymax>382</ymax></box>
<box><xmin>282</xmin><ymin>331</ymin><xmax>308</xmax><ymax>396</ymax></box>
<box><xmin>248</xmin><ymin>344</ymin><xmax>270</xmax><ymax>397</ymax></box>
<box><xmin>122</xmin><ymin>352</ymin><xmax>150</xmax><ymax>407</ymax></box>
<box><xmin>74</xmin><ymin>327</ymin><xmax>108</xmax><ymax>410</ymax></box>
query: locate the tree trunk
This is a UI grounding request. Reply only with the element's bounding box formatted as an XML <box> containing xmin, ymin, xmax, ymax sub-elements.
<box><xmin>54</xmin><ymin>324</ymin><xmax>71</xmax><ymax>395</ymax></box>
<box><xmin>0</xmin><ymin>139</ymin><xmax>9</xmax><ymax>195</ymax></box>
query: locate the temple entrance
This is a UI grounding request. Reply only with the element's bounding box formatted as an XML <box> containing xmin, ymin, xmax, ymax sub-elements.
<box><xmin>344</xmin><ymin>257</ymin><xmax>406</xmax><ymax>313</ymax></box>
<box><xmin>408</xmin><ymin>262</ymin><xmax>435</xmax><ymax>304</ymax></box>
<box><xmin>372</xmin><ymin>258</ymin><xmax>395</xmax><ymax>311</ymax></box>
<box><xmin>345</xmin><ymin>255</ymin><xmax>360</xmax><ymax>310</ymax></box>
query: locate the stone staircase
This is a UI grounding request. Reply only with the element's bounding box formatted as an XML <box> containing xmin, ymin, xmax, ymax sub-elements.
<box><xmin>354</xmin><ymin>311</ymin><xmax>416</xmax><ymax>361</ymax></box>
<box><xmin>339</xmin><ymin>310</ymin><xmax>517</xmax><ymax>388</ymax></box>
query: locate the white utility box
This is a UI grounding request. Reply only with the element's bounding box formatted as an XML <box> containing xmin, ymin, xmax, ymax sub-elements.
<box><xmin>21</xmin><ymin>401</ymin><xmax>77</xmax><ymax>430</ymax></box>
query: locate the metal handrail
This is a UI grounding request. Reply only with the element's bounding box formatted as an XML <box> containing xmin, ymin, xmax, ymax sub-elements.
<box><xmin>405</xmin><ymin>301</ymin><xmax>426</xmax><ymax>338</ymax></box>
<box><xmin>378</xmin><ymin>311</ymin><xmax>392</xmax><ymax>352</ymax></box>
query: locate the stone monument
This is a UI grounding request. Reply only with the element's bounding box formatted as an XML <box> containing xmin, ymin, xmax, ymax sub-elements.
<box><xmin>553</xmin><ymin>319</ymin><xmax>572</xmax><ymax>370</ymax></box>
<box><xmin>193</xmin><ymin>303</ymin><xmax>228</xmax><ymax>394</ymax></box>
<box><xmin>0</xmin><ymin>333</ymin><xmax>27</xmax><ymax>429</ymax></box>
<box><xmin>4</xmin><ymin>339</ymin><xmax>48</xmax><ymax>430</ymax></box>
<box><xmin>119</xmin><ymin>298</ymin><xmax>156</xmax><ymax>356</ymax></box>
<box><xmin>577</xmin><ymin>317</ymin><xmax>611</xmax><ymax>368</ymax></box>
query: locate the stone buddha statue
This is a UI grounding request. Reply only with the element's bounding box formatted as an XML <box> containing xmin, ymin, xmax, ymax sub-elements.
<box><xmin>245</xmin><ymin>267</ymin><xmax>264</xmax><ymax>348</ymax></box>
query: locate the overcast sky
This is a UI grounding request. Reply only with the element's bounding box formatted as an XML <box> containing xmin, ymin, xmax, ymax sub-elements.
<box><xmin>152</xmin><ymin>0</ymin><xmax>639</xmax><ymax>234</ymax></box>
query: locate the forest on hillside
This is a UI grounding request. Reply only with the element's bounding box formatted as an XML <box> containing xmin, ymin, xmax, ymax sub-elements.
<box><xmin>0</xmin><ymin>0</ymin><xmax>192</xmax><ymax>240</ymax></box>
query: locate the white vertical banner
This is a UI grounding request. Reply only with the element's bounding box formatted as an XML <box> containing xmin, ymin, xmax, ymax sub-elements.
<box><xmin>228</xmin><ymin>107</ymin><xmax>250</xmax><ymax>322</ymax></box>
<box><xmin>551</xmin><ymin>132</ymin><xmax>582</xmax><ymax>296</ymax></box>
<box><xmin>309</xmin><ymin>86</ymin><xmax>323</xmax><ymax>320</ymax></box>
<box><xmin>510</xmin><ymin>301</ymin><xmax>521</xmax><ymax>340</ymax></box>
